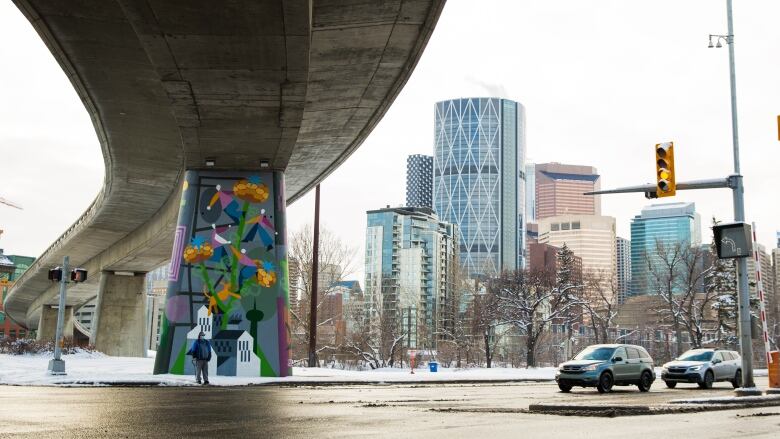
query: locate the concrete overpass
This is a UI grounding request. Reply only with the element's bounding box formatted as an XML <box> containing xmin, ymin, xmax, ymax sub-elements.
<box><xmin>4</xmin><ymin>0</ymin><xmax>444</xmax><ymax>375</ymax></box>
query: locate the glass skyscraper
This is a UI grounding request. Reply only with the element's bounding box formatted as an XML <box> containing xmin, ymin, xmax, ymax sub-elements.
<box><xmin>406</xmin><ymin>154</ymin><xmax>433</xmax><ymax>209</ymax></box>
<box><xmin>629</xmin><ymin>202</ymin><xmax>701</xmax><ymax>296</ymax></box>
<box><xmin>433</xmin><ymin>97</ymin><xmax>526</xmax><ymax>277</ymax></box>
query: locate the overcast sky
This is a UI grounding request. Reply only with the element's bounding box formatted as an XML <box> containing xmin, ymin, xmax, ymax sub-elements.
<box><xmin>1</xmin><ymin>1</ymin><xmax>779</xmax><ymax>283</ymax></box>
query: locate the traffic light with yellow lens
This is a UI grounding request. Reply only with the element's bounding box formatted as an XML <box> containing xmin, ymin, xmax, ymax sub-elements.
<box><xmin>655</xmin><ymin>142</ymin><xmax>676</xmax><ymax>197</ymax></box>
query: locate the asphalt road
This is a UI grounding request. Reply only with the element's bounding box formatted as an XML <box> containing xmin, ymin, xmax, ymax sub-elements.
<box><xmin>0</xmin><ymin>378</ymin><xmax>775</xmax><ymax>438</ymax></box>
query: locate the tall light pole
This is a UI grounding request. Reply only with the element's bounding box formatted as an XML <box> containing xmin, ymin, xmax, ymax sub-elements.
<box><xmin>709</xmin><ymin>0</ymin><xmax>755</xmax><ymax>391</ymax></box>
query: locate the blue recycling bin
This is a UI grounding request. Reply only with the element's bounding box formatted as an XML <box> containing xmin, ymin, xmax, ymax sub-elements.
<box><xmin>429</xmin><ymin>361</ymin><xmax>438</xmax><ymax>372</ymax></box>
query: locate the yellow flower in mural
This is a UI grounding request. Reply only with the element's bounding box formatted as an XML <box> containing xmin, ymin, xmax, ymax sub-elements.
<box><xmin>183</xmin><ymin>237</ymin><xmax>214</xmax><ymax>264</ymax></box>
<box><xmin>256</xmin><ymin>261</ymin><xmax>277</xmax><ymax>288</ymax></box>
<box><xmin>234</xmin><ymin>175</ymin><xmax>269</xmax><ymax>203</ymax></box>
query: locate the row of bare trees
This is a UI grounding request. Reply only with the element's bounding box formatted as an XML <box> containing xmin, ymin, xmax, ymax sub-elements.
<box><xmin>287</xmin><ymin>218</ymin><xmax>770</xmax><ymax>369</ymax></box>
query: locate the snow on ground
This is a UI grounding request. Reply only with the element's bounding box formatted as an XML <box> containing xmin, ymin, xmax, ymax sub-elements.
<box><xmin>0</xmin><ymin>351</ymin><xmax>557</xmax><ymax>387</ymax></box>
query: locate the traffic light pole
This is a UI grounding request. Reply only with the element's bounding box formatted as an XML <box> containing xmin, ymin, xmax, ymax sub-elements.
<box><xmin>725</xmin><ymin>0</ymin><xmax>756</xmax><ymax>391</ymax></box>
<box><xmin>47</xmin><ymin>255</ymin><xmax>69</xmax><ymax>375</ymax></box>
<box><xmin>583</xmin><ymin>0</ymin><xmax>757</xmax><ymax>394</ymax></box>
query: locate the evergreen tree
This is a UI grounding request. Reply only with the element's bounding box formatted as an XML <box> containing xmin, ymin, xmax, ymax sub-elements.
<box><xmin>706</xmin><ymin>218</ymin><xmax>738</xmax><ymax>347</ymax></box>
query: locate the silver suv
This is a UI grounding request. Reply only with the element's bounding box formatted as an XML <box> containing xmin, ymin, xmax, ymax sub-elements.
<box><xmin>661</xmin><ymin>349</ymin><xmax>742</xmax><ymax>389</ymax></box>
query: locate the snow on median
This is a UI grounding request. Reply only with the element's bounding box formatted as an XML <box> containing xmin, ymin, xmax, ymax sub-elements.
<box><xmin>0</xmin><ymin>351</ymin><xmax>557</xmax><ymax>387</ymax></box>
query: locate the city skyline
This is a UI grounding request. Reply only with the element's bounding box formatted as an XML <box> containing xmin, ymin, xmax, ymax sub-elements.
<box><xmin>2</xmin><ymin>0</ymin><xmax>780</xmax><ymax>284</ymax></box>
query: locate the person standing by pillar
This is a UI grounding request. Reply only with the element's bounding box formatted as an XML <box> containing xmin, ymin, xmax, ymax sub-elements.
<box><xmin>187</xmin><ymin>332</ymin><xmax>212</xmax><ymax>385</ymax></box>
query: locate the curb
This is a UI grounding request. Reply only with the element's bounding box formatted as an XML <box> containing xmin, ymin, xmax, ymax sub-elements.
<box><xmin>529</xmin><ymin>396</ymin><xmax>780</xmax><ymax>417</ymax></box>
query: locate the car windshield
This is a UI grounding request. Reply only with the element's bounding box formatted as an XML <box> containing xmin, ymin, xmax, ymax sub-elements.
<box><xmin>574</xmin><ymin>347</ymin><xmax>615</xmax><ymax>361</ymax></box>
<box><xmin>677</xmin><ymin>351</ymin><xmax>713</xmax><ymax>362</ymax></box>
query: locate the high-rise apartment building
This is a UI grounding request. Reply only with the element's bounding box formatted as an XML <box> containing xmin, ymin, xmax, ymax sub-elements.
<box><xmin>616</xmin><ymin>237</ymin><xmax>631</xmax><ymax>303</ymax></box>
<box><xmin>406</xmin><ymin>154</ymin><xmax>433</xmax><ymax>209</ymax></box>
<box><xmin>433</xmin><ymin>97</ymin><xmax>526</xmax><ymax>276</ymax></box>
<box><xmin>364</xmin><ymin>206</ymin><xmax>457</xmax><ymax>349</ymax></box>
<box><xmin>630</xmin><ymin>202</ymin><xmax>701</xmax><ymax>296</ymax></box>
<box><xmin>535</xmin><ymin>163</ymin><xmax>601</xmax><ymax>220</ymax></box>
<box><xmin>772</xmin><ymin>248</ymin><xmax>780</xmax><ymax>349</ymax></box>
<box><xmin>537</xmin><ymin>215</ymin><xmax>616</xmax><ymax>294</ymax></box>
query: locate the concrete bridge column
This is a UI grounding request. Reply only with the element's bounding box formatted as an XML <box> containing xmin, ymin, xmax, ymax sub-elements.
<box><xmin>36</xmin><ymin>305</ymin><xmax>73</xmax><ymax>341</ymax></box>
<box><xmin>154</xmin><ymin>170</ymin><xmax>291</xmax><ymax>377</ymax></box>
<box><xmin>91</xmin><ymin>272</ymin><xmax>146</xmax><ymax>357</ymax></box>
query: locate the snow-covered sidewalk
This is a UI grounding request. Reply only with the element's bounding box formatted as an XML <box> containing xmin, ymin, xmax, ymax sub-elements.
<box><xmin>0</xmin><ymin>351</ymin><xmax>558</xmax><ymax>387</ymax></box>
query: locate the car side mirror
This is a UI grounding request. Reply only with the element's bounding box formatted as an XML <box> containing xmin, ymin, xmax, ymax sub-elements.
<box><xmin>612</xmin><ymin>357</ymin><xmax>623</xmax><ymax>362</ymax></box>
<box><xmin>712</xmin><ymin>358</ymin><xmax>721</xmax><ymax>364</ymax></box>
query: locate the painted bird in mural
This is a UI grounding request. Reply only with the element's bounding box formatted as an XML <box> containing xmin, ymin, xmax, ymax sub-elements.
<box><xmin>204</xmin><ymin>282</ymin><xmax>241</xmax><ymax>316</ymax></box>
<box><xmin>243</xmin><ymin>213</ymin><xmax>276</xmax><ymax>250</ymax></box>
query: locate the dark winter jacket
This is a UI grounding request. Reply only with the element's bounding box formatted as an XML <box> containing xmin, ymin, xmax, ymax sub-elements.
<box><xmin>187</xmin><ymin>339</ymin><xmax>212</xmax><ymax>361</ymax></box>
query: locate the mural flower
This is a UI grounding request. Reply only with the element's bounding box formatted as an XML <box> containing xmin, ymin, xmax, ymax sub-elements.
<box><xmin>233</xmin><ymin>175</ymin><xmax>269</xmax><ymax>203</ymax></box>
<box><xmin>256</xmin><ymin>261</ymin><xmax>277</xmax><ymax>288</ymax></box>
<box><xmin>183</xmin><ymin>236</ymin><xmax>214</xmax><ymax>264</ymax></box>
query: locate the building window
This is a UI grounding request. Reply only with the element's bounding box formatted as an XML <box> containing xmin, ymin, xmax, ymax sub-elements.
<box><xmin>551</xmin><ymin>223</ymin><xmax>559</xmax><ymax>231</ymax></box>
<box><xmin>571</xmin><ymin>222</ymin><xmax>581</xmax><ymax>230</ymax></box>
<box><xmin>561</xmin><ymin>223</ymin><xmax>570</xmax><ymax>231</ymax></box>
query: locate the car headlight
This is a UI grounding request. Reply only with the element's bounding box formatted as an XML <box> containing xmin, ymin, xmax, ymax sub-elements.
<box><xmin>688</xmin><ymin>365</ymin><xmax>702</xmax><ymax>371</ymax></box>
<box><xmin>558</xmin><ymin>364</ymin><xmax>565</xmax><ymax>371</ymax></box>
<box><xmin>583</xmin><ymin>363</ymin><xmax>600</xmax><ymax>371</ymax></box>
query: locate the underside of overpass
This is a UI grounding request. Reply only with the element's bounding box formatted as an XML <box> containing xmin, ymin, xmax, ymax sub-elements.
<box><xmin>4</xmin><ymin>0</ymin><xmax>445</xmax><ymax>372</ymax></box>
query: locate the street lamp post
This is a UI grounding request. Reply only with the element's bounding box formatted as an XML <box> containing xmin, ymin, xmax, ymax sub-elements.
<box><xmin>710</xmin><ymin>0</ymin><xmax>756</xmax><ymax>391</ymax></box>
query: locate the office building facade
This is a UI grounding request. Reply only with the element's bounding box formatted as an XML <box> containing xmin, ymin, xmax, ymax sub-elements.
<box><xmin>616</xmin><ymin>237</ymin><xmax>631</xmax><ymax>303</ymax></box>
<box><xmin>525</xmin><ymin>162</ymin><xmax>536</xmax><ymax>224</ymax></box>
<box><xmin>364</xmin><ymin>206</ymin><xmax>457</xmax><ymax>349</ymax></box>
<box><xmin>629</xmin><ymin>202</ymin><xmax>701</xmax><ymax>295</ymax></box>
<box><xmin>406</xmin><ymin>154</ymin><xmax>433</xmax><ymax>209</ymax></box>
<box><xmin>433</xmin><ymin>97</ymin><xmax>526</xmax><ymax>277</ymax></box>
<box><xmin>538</xmin><ymin>215</ymin><xmax>617</xmax><ymax>295</ymax></box>
<box><xmin>535</xmin><ymin>163</ymin><xmax>600</xmax><ymax>220</ymax></box>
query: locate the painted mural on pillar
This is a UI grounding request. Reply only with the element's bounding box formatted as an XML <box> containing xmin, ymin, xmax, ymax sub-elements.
<box><xmin>153</xmin><ymin>170</ymin><xmax>291</xmax><ymax>377</ymax></box>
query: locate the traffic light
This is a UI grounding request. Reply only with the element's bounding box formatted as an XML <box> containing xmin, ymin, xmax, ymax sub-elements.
<box><xmin>655</xmin><ymin>142</ymin><xmax>676</xmax><ymax>197</ymax></box>
<box><xmin>48</xmin><ymin>267</ymin><xmax>63</xmax><ymax>282</ymax></box>
<box><xmin>70</xmin><ymin>268</ymin><xmax>88</xmax><ymax>283</ymax></box>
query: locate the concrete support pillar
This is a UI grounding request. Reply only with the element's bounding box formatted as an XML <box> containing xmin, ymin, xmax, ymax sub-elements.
<box><xmin>154</xmin><ymin>170</ymin><xmax>290</xmax><ymax>377</ymax></box>
<box><xmin>36</xmin><ymin>305</ymin><xmax>73</xmax><ymax>341</ymax></box>
<box><xmin>92</xmin><ymin>272</ymin><xmax>146</xmax><ymax>357</ymax></box>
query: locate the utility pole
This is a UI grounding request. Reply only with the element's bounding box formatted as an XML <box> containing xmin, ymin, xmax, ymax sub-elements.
<box><xmin>47</xmin><ymin>256</ymin><xmax>69</xmax><ymax>375</ymax></box>
<box><xmin>724</xmin><ymin>0</ymin><xmax>755</xmax><ymax>391</ymax></box>
<box><xmin>307</xmin><ymin>184</ymin><xmax>321</xmax><ymax>367</ymax></box>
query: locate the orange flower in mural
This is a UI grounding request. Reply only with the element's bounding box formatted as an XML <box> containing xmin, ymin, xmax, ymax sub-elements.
<box><xmin>233</xmin><ymin>175</ymin><xmax>269</xmax><ymax>203</ymax></box>
<box><xmin>183</xmin><ymin>236</ymin><xmax>214</xmax><ymax>264</ymax></box>
<box><xmin>256</xmin><ymin>261</ymin><xmax>277</xmax><ymax>288</ymax></box>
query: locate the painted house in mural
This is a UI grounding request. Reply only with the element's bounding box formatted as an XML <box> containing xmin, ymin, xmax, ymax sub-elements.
<box><xmin>185</xmin><ymin>305</ymin><xmax>261</xmax><ymax>377</ymax></box>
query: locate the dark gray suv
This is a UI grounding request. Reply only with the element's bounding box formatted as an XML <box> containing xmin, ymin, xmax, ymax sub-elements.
<box><xmin>555</xmin><ymin>344</ymin><xmax>656</xmax><ymax>393</ymax></box>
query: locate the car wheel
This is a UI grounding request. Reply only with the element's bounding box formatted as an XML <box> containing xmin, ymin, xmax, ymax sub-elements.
<box><xmin>664</xmin><ymin>380</ymin><xmax>677</xmax><ymax>389</ymax></box>
<box><xmin>596</xmin><ymin>372</ymin><xmax>614</xmax><ymax>394</ymax></box>
<box><xmin>731</xmin><ymin>370</ymin><xmax>742</xmax><ymax>389</ymax></box>
<box><xmin>698</xmin><ymin>370</ymin><xmax>714</xmax><ymax>389</ymax></box>
<box><xmin>637</xmin><ymin>371</ymin><xmax>652</xmax><ymax>392</ymax></box>
<box><xmin>558</xmin><ymin>383</ymin><xmax>572</xmax><ymax>393</ymax></box>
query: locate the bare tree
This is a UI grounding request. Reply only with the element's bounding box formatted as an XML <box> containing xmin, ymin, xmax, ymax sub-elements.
<box><xmin>645</xmin><ymin>240</ymin><xmax>687</xmax><ymax>355</ymax></box>
<box><xmin>288</xmin><ymin>224</ymin><xmax>357</xmax><ymax>365</ymax></box>
<box><xmin>435</xmin><ymin>264</ymin><xmax>472</xmax><ymax>368</ymax></box>
<box><xmin>489</xmin><ymin>268</ymin><xmax>583</xmax><ymax>368</ymax></box>
<box><xmin>582</xmin><ymin>270</ymin><xmax>619</xmax><ymax>344</ymax></box>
